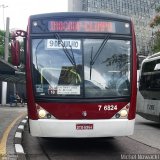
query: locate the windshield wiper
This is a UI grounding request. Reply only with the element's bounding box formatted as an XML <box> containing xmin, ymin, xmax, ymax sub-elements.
<box><xmin>69</xmin><ymin>44</ymin><xmax>77</xmax><ymax>68</ymax></box>
<box><xmin>55</xmin><ymin>33</ymin><xmax>81</xmax><ymax>84</ymax></box>
<box><xmin>90</xmin><ymin>34</ymin><xmax>110</xmax><ymax>80</ymax></box>
<box><xmin>55</xmin><ymin>33</ymin><xmax>76</xmax><ymax>67</ymax></box>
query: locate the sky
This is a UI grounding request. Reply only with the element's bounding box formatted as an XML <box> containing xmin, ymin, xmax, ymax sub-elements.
<box><xmin>0</xmin><ymin>0</ymin><xmax>68</xmax><ymax>30</ymax></box>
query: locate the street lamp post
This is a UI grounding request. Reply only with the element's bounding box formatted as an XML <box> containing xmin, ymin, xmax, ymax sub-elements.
<box><xmin>0</xmin><ymin>4</ymin><xmax>8</xmax><ymax>106</ymax></box>
<box><xmin>0</xmin><ymin>4</ymin><xmax>8</xmax><ymax>30</ymax></box>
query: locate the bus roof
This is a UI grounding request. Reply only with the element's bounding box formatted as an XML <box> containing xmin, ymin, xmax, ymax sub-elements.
<box><xmin>148</xmin><ymin>52</ymin><xmax>160</xmax><ymax>59</ymax></box>
<box><xmin>142</xmin><ymin>52</ymin><xmax>160</xmax><ymax>63</ymax></box>
<box><xmin>29</xmin><ymin>12</ymin><xmax>131</xmax><ymax>22</ymax></box>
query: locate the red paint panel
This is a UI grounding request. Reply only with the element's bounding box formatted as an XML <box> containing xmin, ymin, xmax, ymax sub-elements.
<box><xmin>26</xmin><ymin>19</ymin><xmax>38</xmax><ymax>120</ymax></box>
<box><xmin>36</xmin><ymin>101</ymin><xmax>128</xmax><ymax>120</ymax></box>
<box><xmin>128</xmin><ymin>21</ymin><xmax>137</xmax><ymax>120</ymax></box>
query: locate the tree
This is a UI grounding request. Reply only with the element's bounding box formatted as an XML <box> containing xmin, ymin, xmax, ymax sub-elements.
<box><xmin>0</xmin><ymin>30</ymin><xmax>13</xmax><ymax>63</ymax></box>
<box><xmin>151</xmin><ymin>31</ymin><xmax>160</xmax><ymax>53</ymax></box>
<box><xmin>150</xmin><ymin>6</ymin><xmax>160</xmax><ymax>53</ymax></box>
<box><xmin>0</xmin><ymin>30</ymin><xmax>5</xmax><ymax>58</ymax></box>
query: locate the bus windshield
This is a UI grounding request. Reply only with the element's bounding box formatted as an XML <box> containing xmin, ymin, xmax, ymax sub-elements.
<box><xmin>32</xmin><ymin>37</ymin><xmax>131</xmax><ymax>98</ymax></box>
<box><xmin>139</xmin><ymin>58</ymin><xmax>160</xmax><ymax>100</ymax></box>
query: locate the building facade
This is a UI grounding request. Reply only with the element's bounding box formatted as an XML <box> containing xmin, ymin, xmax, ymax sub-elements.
<box><xmin>68</xmin><ymin>0</ymin><xmax>160</xmax><ymax>55</ymax></box>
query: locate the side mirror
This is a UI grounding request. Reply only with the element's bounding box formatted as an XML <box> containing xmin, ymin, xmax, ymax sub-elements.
<box><xmin>11</xmin><ymin>40</ymin><xmax>20</xmax><ymax>66</ymax></box>
<box><xmin>11</xmin><ymin>30</ymin><xmax>26</xmax><ymax>66</ymax></box>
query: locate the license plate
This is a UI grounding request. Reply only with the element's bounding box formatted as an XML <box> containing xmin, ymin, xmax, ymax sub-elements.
<box><xmin>76</xmin><ymin>124</ymin><xmax>93</xmax><ymax>130</ymax></box>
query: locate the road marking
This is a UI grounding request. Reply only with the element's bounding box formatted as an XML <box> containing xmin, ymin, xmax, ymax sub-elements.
<box><xmin>15</xmin><ymin>144</ymin><xmax>24</xmax><ymax>153</ymax></box>
<box><xmin>15</xmin><ymin>132</ymin><xmax>22</xmax><ymax>138</ymax></box>
<box><xmin>18</xmin><ymin>125</ymin><xmax>24</xmax><ymax>130</ymax></box>
<box><xmin>0</xmin><ymin>113</ymin><xmax>26</xmax><ymax>155</ymax></box>
<box><xmin>21</xmin><ymin>119</ymin><xmax>27</xmax><ymax>124</ymax></box>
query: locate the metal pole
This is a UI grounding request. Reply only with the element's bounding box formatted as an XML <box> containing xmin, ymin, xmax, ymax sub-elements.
<box><xmin>0</xmin><ymin>4</ymin><xmax>8</xmax><ymax>30</ymax></box>
<box><xmin>4</xmin><ymin>17</ymin><xmax>9</xmax><ymax>61</ymax></box>
<box><xmin>1</xmin><ymin>17</ymin><xmax>9</xmax><ymax>105</ymax></box>
<box><xmin>1</xmin><ymin>82</ymin><xmax>7</xmax><ymax>105</ymax></box>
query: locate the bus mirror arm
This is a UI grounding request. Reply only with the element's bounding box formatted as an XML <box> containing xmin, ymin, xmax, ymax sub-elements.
<box><xmin>11</xmin><ymin>30</ymin><xmax>26</xmax><ymax>39</ymax></box>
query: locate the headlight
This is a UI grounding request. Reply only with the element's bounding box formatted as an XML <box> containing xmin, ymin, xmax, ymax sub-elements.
<box><xmin>112</xmin><ymin>103</ymin><xmax>130</xmax><ymax>119</ymax></box>
<box><xmin>38</xmin><ymin>109</ymin><xmax>47</xmax><ymax>118</ymax></box>
<box><xmin>120</xmin><ymin>109</ymin><xmax>128</xmax><ymax>117</ymax></box>
<box><xmin>36</xmin><ymin>104</ymin><xmax>55</xmax><ymax>119</ymax></box>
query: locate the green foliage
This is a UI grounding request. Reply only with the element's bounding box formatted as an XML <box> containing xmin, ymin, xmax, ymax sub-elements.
<box><xmin>0</xmin><ymin>30</ymin><xmax>12</xmax><ymax>62</ymax></box>
<box><xmin>152</xmin><ymin>31</ymin><xmax>160</xmax><ymax>53</ymax></box>
<box><xmin>155</xmin><ymin>6</ymin><xmax>160</xmax><ymax>13</ymax></box>
<box><xmin>0</xmin><ymin>30</ymin><xmax>5</xmax><ymax>58</ymax></box>
<box><xmin>150</xmin><ymin>6</ymin><xmax>160</xmax><ymax>28</ymax></box>
<box><xmin>150</xmin><ymin>6</ymin><xmax>160</xmax><ymax>53</ymax></box>
<box><xmin>150</xmin><ymin>15</ymin><xmax>160</xmax><ymax>28</ymax></box>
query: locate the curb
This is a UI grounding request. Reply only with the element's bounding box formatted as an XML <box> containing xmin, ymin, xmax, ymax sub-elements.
<box><xmin>14</xmin><ymin>116</ymin><xmax>28</xmax><ymax>160</ymax></box>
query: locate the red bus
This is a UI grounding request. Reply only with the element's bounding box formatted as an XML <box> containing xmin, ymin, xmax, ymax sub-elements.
<box><xmin>11</xmin><ymin>12</ymin><xmax>137</xmax><ymax>137</ymax></box>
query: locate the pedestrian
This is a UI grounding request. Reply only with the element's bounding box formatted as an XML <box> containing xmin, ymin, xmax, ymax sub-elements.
<box><xmin>15</xmin><ymin>92</ymin><xmax>22</xmax><ymax>106</ymax></box>
<box><xmin>21</xmin><ymin>93</ymin><xmax>25</xmax><ymax>105</ymax></box>
<box><xmin>9</xmin><ymin>94</ymin><xmax>15</xmax><ymax>107</ymax></box>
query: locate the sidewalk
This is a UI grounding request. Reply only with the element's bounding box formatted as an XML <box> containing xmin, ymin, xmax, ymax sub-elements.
<box><xmin>0</xmin><ymin>104</ymin><xmax>27</xmax><ymax>141</ymax></box>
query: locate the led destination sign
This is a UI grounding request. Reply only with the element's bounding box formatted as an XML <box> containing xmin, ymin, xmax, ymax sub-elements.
<box><xmin>48</xmin><ymin>20</ymin><xmax>116</xmax><ymax>33</ymax></box>
<box><xmin>31</xmin><ymin>18</ymin><xmax>130</xmax><ymax>34</ymax></box>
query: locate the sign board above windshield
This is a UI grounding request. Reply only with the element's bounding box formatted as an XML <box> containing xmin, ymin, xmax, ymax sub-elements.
<box><xmin>48</xmin><ymin>20</ymin><xmax>115</xmax><ymax>33</ymax></box>
<box><xmin>31</xmin><ymin>18</ymin><xmax>131</xmax><ymax>34</ymax></box>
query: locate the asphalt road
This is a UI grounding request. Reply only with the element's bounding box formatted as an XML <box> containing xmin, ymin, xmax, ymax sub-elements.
<box><xmin>129</xmin><ymin>114</ymin><xmax>160</xmax><ymax>150</ymax></box>
<box><xmin>22</xmin><ymin>115</ymin><xmax>160</xmax><ymax>160</ymax></box>
<box><xmin>0</xmin><ymin>106</ymin><xmax>27</xmax><ymax>159</ymax></box>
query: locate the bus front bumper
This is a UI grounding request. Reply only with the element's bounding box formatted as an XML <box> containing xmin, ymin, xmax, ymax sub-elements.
<box><xmin>29</xmin><ymin>119</ymin><xmax>135</xmax><ymax>138</ymax></box>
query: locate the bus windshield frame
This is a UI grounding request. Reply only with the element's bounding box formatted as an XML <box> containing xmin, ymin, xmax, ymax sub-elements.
<box><xmin>31</xmin><ymin>36</ymin><xmax>131</xmax><ymax>99</ymax></box>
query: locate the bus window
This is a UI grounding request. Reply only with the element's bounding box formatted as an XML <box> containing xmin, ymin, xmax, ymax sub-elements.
<box><xmin>32</xmin><ymin>38</ymin><xmax>131</xmax><ymax>98</ymax></box>
<box><xmin>139</xmin><ymin>59</ymin><xmax>160</xmax><ymax>100</ymax></box>
<box><xmin>154</xmin><ymin>63</ymin><xmax>160</xmax><ymax>70</ymax></box>
<box><xmin>84</xmin><ymin>39</ymin><xmax>131</xmax><ymax>97</ymax></box>
<box><xmin>32</xmin><ymin>39</ymin><xmax>82</xmax><ymax>96</ymax></box>
<box><xmin>137</xmin><ymin>52</ymin><xmax>160</xmax><ymax>122</ymax></box>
